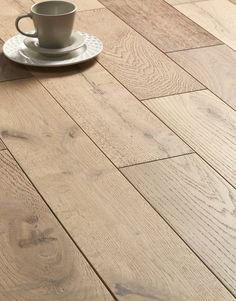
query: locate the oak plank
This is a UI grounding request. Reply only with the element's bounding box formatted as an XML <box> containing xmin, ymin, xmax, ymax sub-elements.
<box><xmin>0</xmin><ymin>139</ymin><xmax>5</xmax><ymax>150</ymax></box>
<box><xmin>76</xmin><ymin>9</ymin><xmax>203</xmax><ymax>99</ymax></box>
<box><xmin>0</xmin><ymin>78</ymin><xmax>234</xmax><ymax>300</ymax></box>
<box><xmin>175</xmin><ymin>0</ymin><xmax>236</xmax><ymax>51</ymax></box>
<box><xmin>123</xmin><ymin>153</ymin><xmax>236</xmax><ymax>295</ymax></box>
<box><xmin>144</xmin><ymin>90</ymin><xmax>236</xmax><ymax>187</ymax></box>
<box><xmin>99</xmin><ymin>0</ymin><xmax>221</xmax><ymax>52</ymax></box>
<box><xmin>0</xmin><ymin>0</ymin><xmax>33</xmax><ymax>42</ymax></box>
<box><xmin>169</xmin><ymin>45</ymin><xmax>236</xmax><ymax>110</ymax></box>
<box><xmin>34</xmin><ymin>62</ymin><xmax>191</xmax><ymax>167</ymax></box>
<box><xmin>0</xmin><ymin>150</ymin><xmax>113</xmax><ymax>301</ymax></box>
<box><xmin>0</xmin><ymin>40</ymin><xmax>31</xmax><ymax>82</ymax></box>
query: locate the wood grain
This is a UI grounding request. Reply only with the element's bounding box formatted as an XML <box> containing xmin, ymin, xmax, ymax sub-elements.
<box><xmin>34</xmin><ymin>62</ymin><xmax>191</xmax><ymax>167</ymax></box>
<box><xmin>175</xmin><ymin>0</ymin><xmax>236</xmax><ymax>51</ymax></box>
<box><xmin>0</xmin><ymin>139</ymin><xmax>5</xmax><ymax>150</ymax></box>
<box><xmin>165</xmin><ymin>0</ymin><xmax>207</xmax><ymax>4</ymax></box>
<box><xmin>169</xmin><ymin>44</ymin><xmax>236</xmax><ymax>110</ymax></box>
<box><xmin>99</xmin><ymin>0</ymin><xmax>221</xmax><ymax>52</ymax></box>
<box><xmin>33</xmin><ymin>0</ymin><xmax>104</xmax><ymax>11</ymax></box>
<box><xmin>0</xmin><ymin>0</ymin><xmax>33</xmax><ymax>42</ymax></box>
<box><xmin>0</xmin><ymin>40</ymin><xmax>31</xmax><ymax>82</ymax></box>
<box><xmin>0</xmin><ymin>150</ymin><xmax>113</xmax><ymax>301</ymax></box>
<box><xmin>76</xmin><ymin>9</ymin><xmax>203</xmax><ymax>99</ymax></box>
<box><xmin>144</xmin><ymin>90</ymin><xmax>236</xmax><ymax>187</ymax></box>
<box><xmin>123</xmin><ymin>153</ymin><xmax>236</xmax><ymax>295</ymax></box>
<box><xmin>0</xmin><ymin>78</ymin><xmax>234</xmax><ymax>300</ymax></box>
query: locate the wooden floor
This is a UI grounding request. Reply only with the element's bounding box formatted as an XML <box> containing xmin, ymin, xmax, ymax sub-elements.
<box><xmin>0</xmin><ymin>0</ymin><xmax>236</xmax><ymax>300</ymax></box>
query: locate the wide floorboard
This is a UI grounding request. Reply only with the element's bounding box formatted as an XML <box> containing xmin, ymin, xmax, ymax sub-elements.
<box><xmin>0</xmin><ymin>0</ymin><xmax>236</xmax><ymax>299</ymax></box>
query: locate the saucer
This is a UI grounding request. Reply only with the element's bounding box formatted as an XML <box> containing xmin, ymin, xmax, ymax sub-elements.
<box><xmin>3</xmin><ymin>32</ymin><xmax>103</xmax><ymax>67</ymax></box>
<box><xmin>24</xmin><ymin>31</ymin><xmax>85</xmax><ymax>57</ymax></box>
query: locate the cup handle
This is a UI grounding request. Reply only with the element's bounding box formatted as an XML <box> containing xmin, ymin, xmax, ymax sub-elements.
<box><xmin>15</xmin><ymin>13</ymin><xmax>38</xmax><ymax>38</ymax></box>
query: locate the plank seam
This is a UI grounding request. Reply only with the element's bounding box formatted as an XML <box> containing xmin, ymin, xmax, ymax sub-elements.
<box><xmin>95</xmin><ymin>4</ymin><xmax>222</xmax><ymax>50</ymax></box>
<box><xmin>142</xmin><ymin>99</ymin><xmax>236</xmax><ymax>192</ymax></box>
<box><xmin>119</xmin><ymin>151</ymin><xmax>195</xmax><ymax>169</ymax></box>
<box><xmin>164</xmin><ymin>0</ymin><xmax>236</xmax><ymax>58</ymax></box>
<box><xmin>166</xmin><ymin>42</ymin><xmax>224</xmax><ymax>54</ymax></box>
<box><xmin>0</xmin><ymin>139</ymin><xmax>6</xmax><ymax>151</ymax></box>
<box><xmin>34</xmin><ymin>76</ymin><xmax>236</xmax><ymax>298</ymax></box>
<box><xmin>162</xmin><ymin>0</ymin><xmax>223</xmax><ymax>46</ymax></box>
<box><xmin>139</xmin><ymin>87</ymin><xmax>206</xmax><ymax>102</ymax></box>
<box><xmin>169</xmin><ymin>1</ymin><xmax>236</xmax><ymax>55</ymax></box>
<box><xmin>0</xmin><ymin>147</ymin><xmax>117</xmax><ymax>301</ymax></box>
<box><xmin>92</xmin><ymin>8</ymin><xmax>236</xmax><ymax>111</ymax></box>
<box><xmin>119</xmin><ymin>161</ymin><xmax>236</xmax><ymax>298</ymax></box>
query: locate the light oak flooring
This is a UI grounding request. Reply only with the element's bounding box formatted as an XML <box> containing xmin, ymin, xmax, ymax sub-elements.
<box><xmin>174</xmin><ymin>0</ymin><xmax>236</xmax><ymax>51</ymax></box>
<box><xmin>0</xmin><ymin>0</ymin><xmax>235</xmax><ymax>300</ymax></box>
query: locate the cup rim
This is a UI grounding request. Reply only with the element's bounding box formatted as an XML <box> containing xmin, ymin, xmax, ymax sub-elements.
<box><xmin>31</xmin><ymin>0</ymin><xmax>77</xmax><ymax>17</ymax></box>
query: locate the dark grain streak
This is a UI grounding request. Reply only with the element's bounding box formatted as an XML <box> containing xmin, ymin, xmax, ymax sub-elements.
<box><xmin>1</xmin><ymin>130</ymin><xmax>29</xmax><ymax>140</ymax></box>
<box><xmin>115</xmin><ymin>284</ymin><xmax>163</xmax><ymax>300</ymax></box>
<box><xmin>18</xmin><ymin>228</ymin><xmax>57</xmax><ymax>248</ymax></box>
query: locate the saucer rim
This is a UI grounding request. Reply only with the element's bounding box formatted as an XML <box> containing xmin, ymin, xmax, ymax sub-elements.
<box><xmin>24</xmin><ymin>31</ymin><xmax>85</xmax><ymax>55</ymax></box>
<box><xmin>3</xmin><ymin>32</ymin><xmax>103</xmax><ymax>67</ymax></box>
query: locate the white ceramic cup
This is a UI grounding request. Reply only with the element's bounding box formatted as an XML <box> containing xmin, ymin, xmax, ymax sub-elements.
<box><xmin>15</xmin><ymin>0</ymin><xmax>77</xmax><ymax>49</ymax></box>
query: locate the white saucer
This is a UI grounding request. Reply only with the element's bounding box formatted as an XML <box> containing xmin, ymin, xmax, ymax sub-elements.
<box><xmin>24</xmin><ymin>31</ymin><xmax>85</xmax><ymax>57</ymax></box>
<box><xmin>3</xmin><ymin>32</ymin><xmax>103</xmax><ymax>67</ymax></box>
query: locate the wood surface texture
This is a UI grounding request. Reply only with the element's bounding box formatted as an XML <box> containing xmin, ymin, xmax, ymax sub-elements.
<box><xmin>0</xmin><ymin>0</ymin><xmax>33</xmax><ymax>41</ymax></box>
<box><xmin>0</xmin><ymin>150</ymin><xmax>113</xmax><ymax>301</ymax></box>
<box><xmin>169</xmin><ymin>45</ymin><xmax>236</xmax><ymax>110</ymax></box>
<box><xmin>0</xmin><ymin>79</ymin><xmax>234</xmax><ymax>300</ymax></box>
<box><xmin>144</xmin><ymin>90</ymin><xmax>236</xmax><ymax>187</ymax></box>
<box><xmin>76</xmin><ymin>9</ymin><xmax>204</xmax><ymax>99</ymax></box>
<box><xmin>122</xmin><ymin>153</ymin><xmax>236</xmax><ymax>295</ymax></box>
<box><xmin>99</xmin><ymin>0</ymin><xmax>221</xmax><ymax>52</ymax></box>
<box><xmin>175</xmin><ymin>0</ymin><xmax>236</xmax><ymax>51</ymax></box>
<box><xmin>0</xmin><ymin>140</ymin><xmax>5</xmax><ymax>150</ymax></box>
<box><xmin>0</xmin><ymin>40</ymin><xmax>31</xmax><ymax>82</ymax></box>
<box><xmin>1</xmin><ymin>0</ymin><xmax>236</xmax><ymax>299</ymax></box>
<box><xmin>34</xmin><ymin>62</ymin><xmax>191</xmax><ymax>167</ymax></box>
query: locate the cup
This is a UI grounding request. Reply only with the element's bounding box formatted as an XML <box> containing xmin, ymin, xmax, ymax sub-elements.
<box><xmin>15</xmin><ymin>0</ymin><xmax>77</xmax><ymax>49</ymax></box>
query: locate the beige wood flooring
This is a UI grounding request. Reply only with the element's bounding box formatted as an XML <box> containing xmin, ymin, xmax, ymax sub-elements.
<box><xmin>0</xmin><ymin>0</ymin><xmax>235</xmax><ymax>300</ymax></box>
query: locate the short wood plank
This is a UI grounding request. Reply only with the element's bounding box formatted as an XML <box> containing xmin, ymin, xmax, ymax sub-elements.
<box><xmin>99</xmin><ymin>0</ymin><xmax>221</xmax><ymax>52</ymax></box>
<box><xmin>0</xmin><ymin>139</ymin><xmax>5</xmax><ymax>150</ymax></box>
<box><xmin>175</xmin><ymin>0</ymin><xmax>236</xmax><ymax>51</ymax></box>
<box><xmin>123</xmin><ymin>153</ymin><xmax>236</xmax><ymax>295</ymax></box>
<box><xmin>76</xmin><ymin>9</ymin><xmax>203</xmax><ymax>99</ymax></box>
<box><xmin>144</xmin><ymin>90</ymin><xmax>236</xmax><ymax>187</ymax></box>
<box><xmin>33</xmin><ymin>0</ymin><xmax>104</xmax><ymax>11</ymax></box>
<box><xmin>169</xmin><ymin>45</ymin><xmax>236</xmax><ymax>110</ymax></box>
<box><xmin>0</xmin><ymin>78</ymin><xmax>234</xmax><ymax>300</ymax></box>
<box><xmin>0</xmin><ymin>150</ymin><xmax>113</xmax><ymax>301</ymax></box>
<box><xmin>0</xmin><ymin>40</ymin><xmax>31</xmax><ymax>82</ymax></box>
<box><xmin>34</xmin><ymin>62</ymin><xmax>191</xmax><ymax>167</ymax></box>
